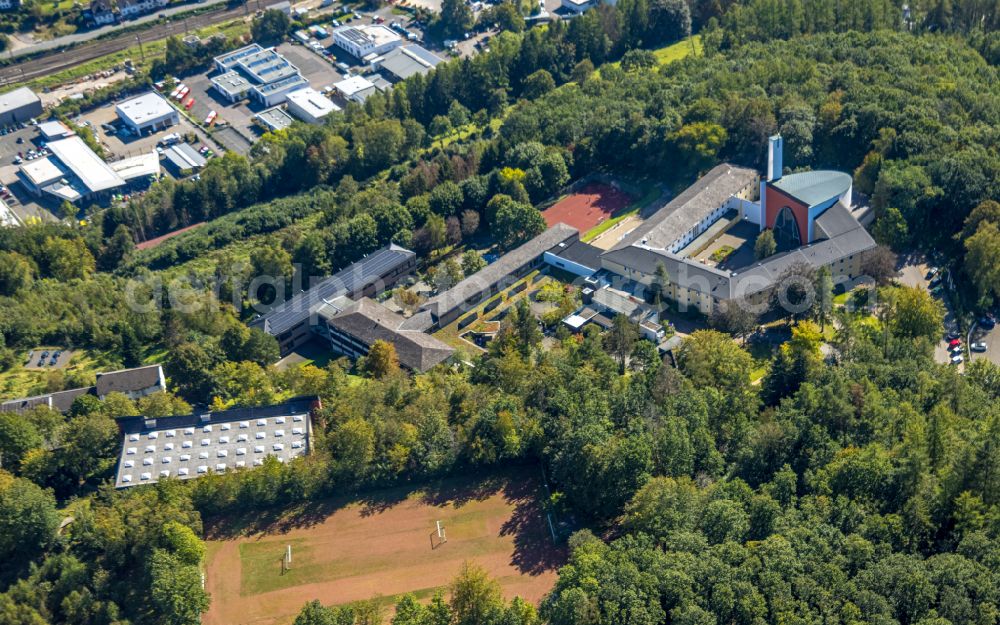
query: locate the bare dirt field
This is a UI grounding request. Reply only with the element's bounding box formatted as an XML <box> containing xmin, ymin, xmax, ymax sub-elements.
<box><xmin>589</xmin><ymin>213</ymin><xmax>644</xmax><ymax>250</ymax></box>
<box><xmin>203</xmin><ymin>468</ymin><xmax>563</xmax><ymax>625</ymax></box>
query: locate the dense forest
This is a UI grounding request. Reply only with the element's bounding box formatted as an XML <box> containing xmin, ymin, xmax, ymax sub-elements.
<box><xmin>1</xmin><ymin>0</ymin><xmax>1000</xmax><ymax>622</ymax></box>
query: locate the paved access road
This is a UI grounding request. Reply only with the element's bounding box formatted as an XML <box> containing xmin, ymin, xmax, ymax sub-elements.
<box><xmin>0</xmin><ymin>1</ymin><xmax>255</xmax><ymax>84</ymax></box>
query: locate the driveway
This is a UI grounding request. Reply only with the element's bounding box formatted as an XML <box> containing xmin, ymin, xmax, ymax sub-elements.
<box><xmin>897</xmin><ymin>253</ymin><xmax>958</xmax><ymax>367</ymax></box>
<box><xmin>969</xmin><ymin>321</ymin><xmax>1000</xmax><ymax>366</ymax></box>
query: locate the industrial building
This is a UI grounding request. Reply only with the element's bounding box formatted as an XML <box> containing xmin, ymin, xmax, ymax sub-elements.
<box><xmin>211</xmin><ymin>71</ymin><xmax>254</xmax><ymax>103</ymax></box>
<box><xmin>374</xmin><ymin>44</ymin><xmax>444</xmax><ymax>82</ymax></box>
<box><xmin>115</xmin><ymin>92</ymin><xmax>179</xmax><ymax>134</ymax></box>
<box><xmin>251</xmin><ymin>73</ymin><xmax>310</xmax><ymax>107</ymax></box>
<box><xmin>37</xmin><ymin>120</ymin><xmax>75</xmax><ymax>141</ymax></box>
<box><xmin>18</xmin><ymin>135</ymin><xmax>128</xmax><ymax>204</ymax></box>
<box><xmin>0</xmin><ymin>87</ymin><xmax>42</xmax><ymax>126</ymax></box>
<box><xmin>285</xmin><ymin>87</ymin><xmax>340</xmax><ymax>124</ymax></box>
<box><xmin>163</xmin><ymin>143</ymin><xmax>208</xmax><ymax>175</ymax></box>
<box><xmin>109</xmin><ymin>152</ymin><xmax>161</xmax><ymax>184</ymax></box>
<box><xmin>0</xmin><ymin>365</ymin><xmax>167</xmax><ymax>414</ymax></box>
<box><xmin>251</xmin><ymin>243</ymin><xmax>417</xmax><ymax>355</ymax></box>
<box><xmin>331</xmin><ymin>24</ymin><xmax>403</xmax><ymax>60</ymax></box>
<box><xmin>113</xmin><ymin>396</ymin><xmax>319</xmax><ymax>488</ymax></box>
<box><xmin>211</xmin><ymin>44</ymin><xmax>309</xmax><ymax>107</ymax></box>
<box><xmin>255</xmin><ymin>107</ymin><xmax>295</xmax><ymax>132</ymax></box>
<box><xmin>333</xmin><ymin>75</ymin><xmax>379</xmax><ymax>104</ymax></box>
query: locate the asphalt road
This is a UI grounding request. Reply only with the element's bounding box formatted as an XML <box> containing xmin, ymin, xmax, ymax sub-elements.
<box><xmin>0</xmin><ymin>2</ymin><xmax>253</xmax><ymax>85</ymax></box>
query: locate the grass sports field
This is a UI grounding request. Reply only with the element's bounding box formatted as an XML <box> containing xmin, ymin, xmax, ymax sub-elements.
<box><xmin>203</xmin><ymin>468</ymin><xmax>564</xmax><ymax>625</ymax></box>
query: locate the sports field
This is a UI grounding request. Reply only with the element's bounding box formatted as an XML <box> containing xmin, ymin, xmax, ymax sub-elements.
<box><xmin>542</xmin><ymin>183</ymin><xmax>634</xmax><ymax>233</ymax></box>
<box><xmin>203</xmin><ymin>468</ymin><xmax>563</xmax><ymax>625</ymax></box>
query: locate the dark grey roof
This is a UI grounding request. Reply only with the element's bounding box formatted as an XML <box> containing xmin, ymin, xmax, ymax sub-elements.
<box><xmin>813</xmin><ymin>201</ymin><xmax>858</xmax><ymax>240</ymax></box>
<box><xmin>422</xmin><ymin>224</ymin><xmax>578</xmax><ymax>320</ymax></box>
<box><xmin>51</xmin><ymin>387</ymin><xmax>96</xmax><ymax>412</ymax></box>
<box><xmin>601</xmin><ymin>245</ymin><xmax>733</xmax><ymax>299</ymax></box>
<box><xmin>0</xmin><ymin>394</ymin><xmax>55</xmax><ymax>414</ymax></box>
<box><xmin>553</xmin><ymin>239</ymin><xmax>602</xmax><ymax>270</ymax></box>
<box><xmin>770</xmin><ymin>170</ymin><xmax>851</xmax><ymax>208</ymax></box>
<box><xmin>0</xmin><ymin>386</ymin><xmax>94</xmax><ymax>414</ymax></box>
<box><xmin>378</xmin><ymin>44</ymin><xmax>443</xmax><ymax>80</ymax></box>
<box><xmin>96</xmin><ymin>364</ymin><xmax>164</xmax><ymax>397</ymax></box>
<box><xmin>252</xmin><ymin>244</ymin><xmax>416</xmax><ymax>336</ymax></box>
<box><xmin>614</xmin><ymin>164</ymin><xmax>758</xmax><ymax>251</ymax></box>
<box><xmin>733</xmin><ymin>216</ymin><xmax>876</xmax><ymax>296</ymax></box>
<box><xmin>116</xmin><ymin>395</ymin><xmax>320</xmax><ymax>433</ymax></box>
<box><xmin>320</xmin><ymin>298</ymin><xmax>454</xmax><ymax>371</ymax></box>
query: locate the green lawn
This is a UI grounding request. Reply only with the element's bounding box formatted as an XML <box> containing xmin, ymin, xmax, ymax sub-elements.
<box><xmin>599</xmin><ymin>35</ymin><xmax>703</xmax><ymax>74</ymax></box>
<box><xmin>0</xmin><ymin>349</ymin><xmax>122</xmax><ymax>400</ymax></box>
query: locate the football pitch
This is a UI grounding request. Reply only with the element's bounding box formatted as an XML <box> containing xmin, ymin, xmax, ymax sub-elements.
<box><xmin>203</xmin><ymin>468</ymin><xmax>564</xmax><ymax>625</ymax></box>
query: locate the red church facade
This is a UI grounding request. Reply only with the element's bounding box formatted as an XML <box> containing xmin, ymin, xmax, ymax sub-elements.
<box><xmin>764</xmin><ymin>183</ymin><xmax>810</xmax><ymax>247</ymax></box>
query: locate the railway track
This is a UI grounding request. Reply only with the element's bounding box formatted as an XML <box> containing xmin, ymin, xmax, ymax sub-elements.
<box><xmin>0</xmin><ymin>4</ymin><xmax>250</xmax><ymax>85</ymax></box>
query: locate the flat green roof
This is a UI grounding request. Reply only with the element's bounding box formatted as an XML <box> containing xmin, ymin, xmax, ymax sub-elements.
<box><xmin>771</xmin><ymin>170</ymin><xmax>852</xmax><ymax>207</ymax></box>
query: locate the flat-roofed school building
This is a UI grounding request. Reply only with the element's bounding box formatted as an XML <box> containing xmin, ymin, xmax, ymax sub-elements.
<box><xmin>113</xmin><ymin>396</ymin><xmax>320</xmax><ymax>488</ymax></box>
<box><xmin>251</xmin><ymin>243</ymin><xmax>417</xmax><ymax>355</ymax></box>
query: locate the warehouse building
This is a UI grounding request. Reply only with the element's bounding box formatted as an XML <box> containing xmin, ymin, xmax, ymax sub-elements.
<box><xmin>374</xmin><ymin>44</ymin><xmax>443</xmax><ymax>82</ymax></box>
<box><xmin>113</xmin><ymin>396</ymin><xmax>319</xmax><ymax>488</ymax></box>
<box><xmin>255</xmin><ymin>107</ymin><xmax>295</xmax><ymax>132</ymax></box>
<box><xmin>37</xmin><ymin>120</ymin><xmax>75</xmax><ymax>141</ymax></box>
<box><xmin>18</xmin><ymin>135</ymin><xmax>126</xmax><ymax>204</ymax></box>
<box><xmin>211</xmin><ymin>71</ymin><xmax>254</xmax><ymax>103</ymax></box>
<box><xmin>251</xmin><ymin>73</ymin><xmax>310</xmax><ymax>107</ymax></box>
<box><xmin>211</xmin><ymin>44</ymin><xmax>308</xmax><ymax>107</ymax></box>
<box><xmin>332</xmin><ymin>24</ymin><xmax>403</xmax><ymax>60</ymax></box>
<box><xmin>163</xmin><ymin>143</ymin><xmax>207</xmax><ymax>175</ymax></box>
<box><xmin>0</xmin><ymin>87</ymin><xmax>42</xmax><ymax>126</ymax></box>
<box><xmin>115</xmin><ymin>92</ymin><xmax>179</xmax><ymax>134</ymax></box>
<box><xmin>285</xmin><ymin>87</ymin><xmax>340</xmax><ymax>124</ymax></box>
<box><xmin>333</xmin><ymin>75</ymin><xmax>379</xmax><ymax>104</ymax></box>
<box><xmin>251</xmin><ymin>243</ymin><xmax>417</xmax><ymax>355</ymax></box>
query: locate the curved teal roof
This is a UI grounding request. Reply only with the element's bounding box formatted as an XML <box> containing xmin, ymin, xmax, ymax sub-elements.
<box><xmin>770</xmin><ymin>170</ymin><xmax>852</xmax><ymax>207</ymax></box>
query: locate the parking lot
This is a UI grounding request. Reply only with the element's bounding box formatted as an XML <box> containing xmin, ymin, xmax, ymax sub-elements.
<box><xmin>0</xmin><ymin>124</ymin><xmax>63</xmax><ymax>223</ymax></box>
<box><xmin>897</xmin><ymin>254</ymin><xmax>961</xmax><ymax>367</ymax></box>
<box><xmin>24</xmin><ymin>348</ymin><xmax>73</xmax><ymax>370</ymax></box>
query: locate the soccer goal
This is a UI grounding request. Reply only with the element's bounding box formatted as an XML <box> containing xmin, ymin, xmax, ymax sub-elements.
<box><xmin>431</xmin><ymin>520</ymin><xmax>448</xmax><ymax>549</ymax></box>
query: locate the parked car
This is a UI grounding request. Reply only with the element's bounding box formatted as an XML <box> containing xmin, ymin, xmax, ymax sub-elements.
<box><xmin>972</xmin><ymin>342</ymin><xmax>988</xmax><ymax>352</ymax></box>
<box><xmin>980</xmin><ymin>317</ymin><xmax>996</xmax><ymax>329</ymax></box>
<box><xmin>952</xmin><ymin>354</ymin><xmax>965</xmax><ymax>364</ymax></box>
<box><xmin>949</xmin><ymin>338</ymin><xmax>962</xmax><ymax>348</ymax></box>
<box><xmin>946</xmin><ymin>331</ymin><xmax>960</xmax><ymax>341</ymax></box>
<box><xmin>926</xmin><ymin>267</ymin><xmax>940</xmax><ymax>279</ymax></box>
<box><xmin>951</xmin><ymin>344</ymin><xmax>963</xmax><ymax>353</ymax></box>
